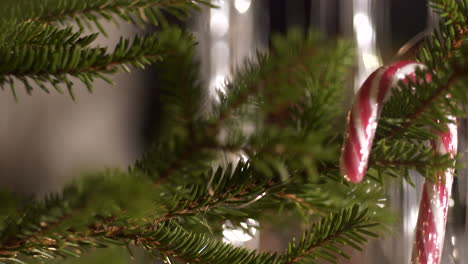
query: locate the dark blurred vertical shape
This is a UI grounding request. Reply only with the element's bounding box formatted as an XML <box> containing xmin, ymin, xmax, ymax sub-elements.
<box><xmin>451</xmin><ymin>120</ymin><xmax>468</xmax><ymax>264</ymax></box>
<box><xmin>268</xmin><ymin>0</ymin><xmax>312</xmax><ymax>41</ymax></box>
<box><xmin>310</xmin><ymin>0</ymin><xmax>340</xmax><ymax>35</ymax></box>
<box><xmin>374</xmin><ymin>0</ymin><xmax>391</xmax><ymax>62</ymax></box>
<box><xmin>268</xmin><ymin>1</ymin><xmax>286</xmax><ymax>36</ymax></box>
<box><xmin>390</xmin><ymin>0</ymin><xmax>427</xmax><ymax>55</ymax></box>
<box><xmin>285</xmin><ymin>1</ymin><xmax>311</xmax><ymax>30</ymax></box>
<box><xmin>139</xmin><ymin>15</ymin><xmax>186</xmax><ymax>151</ymax></box>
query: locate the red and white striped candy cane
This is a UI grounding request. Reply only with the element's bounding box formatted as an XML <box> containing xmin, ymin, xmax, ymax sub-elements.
<box><xmin>340</xmin><ymin>61</ymin><xmax>426</xmax><ymax>183</ymax></box>
<box><xmin>340</xmin><ymin>60</ymin><xmax>458</xmax><ymax>264</ymax></box>
<box><xmin>411</xmin><ymin>121</ymin><xmax>457</xmax><ymax>264</ymax></box>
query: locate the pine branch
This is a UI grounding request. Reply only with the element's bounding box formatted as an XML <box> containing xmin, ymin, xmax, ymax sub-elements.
<box><xmin>387</xmin><ymin>67</ymin><xmax>463</xmax><ymax>138</ymax></box>
<box><xmin>243</xmin><ymin>128</ymin><xmax>339</xmax><ymax>182</ymax></box>
<box><xmin>142</xmin><ymin>205</ymin><xmax>378</xmax><ymax>264</ymax></box>
<box><xmin>0</xmin><ymin>28</ymin><xmax>192</xmax><ymax>99</ymax></box>
<box><xmin>280</xmin><ymin>205</ymin><xmax>378</xmax><ymax>264</ymax></box>
<box><xmin>181</xmin><ymin>31</ymin><xmax>355</xmax><ymax>186</ymax></box>
<box><xmin>133</xmin><ymin>132</ymin><xmax>220</xmax><ymax>184</ymax></box>
<box><xmin>212</xmin><ymin>30</ymin><xmax>345</xmax><ymax>130</ymax></box>
<box><xmin>91</xmin><ymin>222</ymin><xmax>279</xmax><ymax>264</ymax></box>
<box><xmin>0</xmin><ymin>170</ymin><xmax>166</xmax><ymax>255</ymax></box>
<box><xmin>0</xmin><ymin>23</ymin><xmax>98</xmax><ymax>49</ymax></box>
<box><xmin>0</xmin><ymin>157</ymin><xmax>387</xmax><ymax>264</ymax></box>
<box><xmin>39</xmin><ymin>0</ymin><xmax>197</xmax><ymax>22</ymax></box>
<box><xmin>362</xmin><ymin>129</ymin><xmax>458</xmax><ymax>184</ymax></box>
<box><xmin>0</xmin><ymin>163</ymin><xmax>278</xmax><ymax>260</ymax></box>
<box><xmin>370</xmin><ymin>138</ymin><xmax>455</xmax><ymax>172</ymax></box>
<box><xmin>76</xmin><ymin>206</ymin><xmax>376</xmax><ymax>264</ymax></box>
<box><xmin>155</xmin><ymin>164</ymin><xmax>280</xmax><ymax>222</ymax></box>
<box><xmin>135</xmin><ymin>30</ymin><xmax>353</xmax><ymax>188</ymax></box>
<box><xmin>421</xmin><ymin>0</ymin><xmax>468</xmax><ymax>69</ymax></box>
<box><xmin>1</xmin><ymin>0</ymin><xmax>212</xmax><ymax>35</ymax></box>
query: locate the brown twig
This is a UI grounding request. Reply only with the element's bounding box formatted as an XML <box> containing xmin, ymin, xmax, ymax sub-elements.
<box><xmin>274</xmin><ymin>192</ymin><xmax>325</xmax><ymax>216</ymax></box>
<box><xmin>0</xmin><ymin>206</ymin><xmax>81</xmax><ymax>254</ymax></box>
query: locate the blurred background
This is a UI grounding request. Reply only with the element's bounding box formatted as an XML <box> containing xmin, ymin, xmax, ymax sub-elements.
<box><xmin>0</xmin><ymin>0</ymin><xmax>466</xmax><ymax>263</ymax></box>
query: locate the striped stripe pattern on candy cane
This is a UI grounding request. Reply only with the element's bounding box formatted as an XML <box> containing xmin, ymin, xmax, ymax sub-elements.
<box><xmin>340</xmin><ymin>61</ymin><xmax>425</xmax><ymax>183</ymax></box>
<box><xmin>411</xmin><ymin>120</ymin><xmax>458</xmax><ymax>264</ymax></box>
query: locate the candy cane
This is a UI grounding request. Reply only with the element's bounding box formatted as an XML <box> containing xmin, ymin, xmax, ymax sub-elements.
<box><xmin>340</xmin><ymin>61</ymin><xmax>426</xmax><ymax>183</ymax></box>
<box><xmin>411</xmin><ymin>122</ymin><xmax>457</xmax><ymax>264</ymax></box>
<box><xmin>339</xmin><ymin>60</ymin><xmax>458</xmax><ymax>264</ymax></box>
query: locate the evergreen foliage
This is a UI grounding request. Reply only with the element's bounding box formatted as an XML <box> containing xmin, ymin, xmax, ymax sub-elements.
<box><xmin>0</xmin><ymin>0</ymin><xmax>466</xmax><ymax>263</ymax></box>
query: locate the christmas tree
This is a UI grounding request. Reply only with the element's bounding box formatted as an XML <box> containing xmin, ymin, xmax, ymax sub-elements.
<box><xmin>0</xmin><ymin>0</ymin><xmax>466</xmax><ymax>263</ymax></box>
